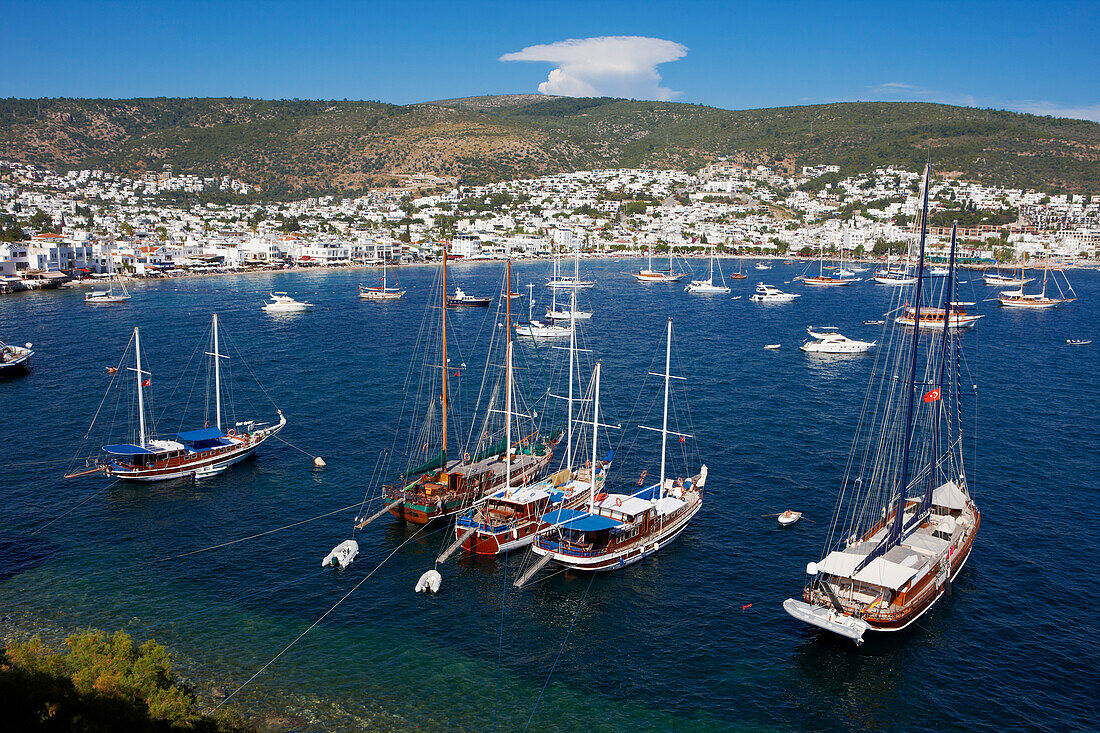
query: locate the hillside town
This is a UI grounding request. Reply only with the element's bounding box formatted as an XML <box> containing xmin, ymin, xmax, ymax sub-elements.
<box><xmin>1</xmin><ymin>157</ymin><xmax>1097</xmax><ymax>292</ymax></box>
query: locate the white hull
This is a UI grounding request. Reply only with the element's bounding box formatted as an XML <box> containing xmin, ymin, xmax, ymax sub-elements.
<box><xmin>534</xmin><ymin>498</ymin><xmax>700</xmax><ymax>571</ymax></box>
<box><xmin>86</xmin><ymin>295</ymin><xmax>131</xmax><ymax>304</ymax></box>
<box><xmin>895</xmin><ymin>315</ymin><xmax>982</xmax><ymax>329</ymax></box>
<box><xmin>360</xmin><ymin>290</ymin><xmax>405</xmax><ymax>300</ymax></box>
<box><xmin>998</xmin><ymin>298</ymin><xmax>1061</xmax><ymax>309</ymax></box>
<box><xmin>546</xmin><ymin>310</ymin><xmax>593</xmax><ymax>320</ymax></box>
<box><xmin>873</xmin><ymin>276</ymin><xmax>918</xmax><ymax>286</ymax></box>
<box><xmin>686</xmin><ymin>281</ymin><xmax>731</xmax><ymax>294</ymax></box>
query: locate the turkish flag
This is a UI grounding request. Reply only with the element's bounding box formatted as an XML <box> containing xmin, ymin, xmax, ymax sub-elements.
<box><xmin>923</xmin><ymin>388</ymin><xmax>941</xmax><ymax>402</ymax></box>
<box><xmin>142</xmin><ymin>378</ymin><xmax>151</xmax><ymax>387</ymax></box>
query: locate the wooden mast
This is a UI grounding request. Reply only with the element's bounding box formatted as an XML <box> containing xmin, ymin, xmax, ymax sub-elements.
<box><xmin>505</xmin><ymin>259</ymin><xmax>512</xmax><ymax>490</ymax></box>
<box><xmin>441</xmin><ymin>241</ymin><xmax>449</xmax><ymax>462</ymax></box>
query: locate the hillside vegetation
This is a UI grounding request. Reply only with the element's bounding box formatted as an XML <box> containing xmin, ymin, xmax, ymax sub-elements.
<box><xmin>2</xmin><ymin>96</ymin><xmax>1098</xmax><ymax>197</ymax></box>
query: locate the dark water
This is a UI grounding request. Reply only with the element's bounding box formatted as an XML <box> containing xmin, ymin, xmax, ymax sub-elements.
<box><xmin>2</xmin><ymin>260</ymin><xmax>1097</xmax><ymax>732</ymax></box>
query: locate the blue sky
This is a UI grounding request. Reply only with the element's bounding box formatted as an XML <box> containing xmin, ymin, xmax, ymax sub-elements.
<box><xmin>2</xmin><ymin>0</ymin><xmax>1098</xmax><ymax>120</ymax></box>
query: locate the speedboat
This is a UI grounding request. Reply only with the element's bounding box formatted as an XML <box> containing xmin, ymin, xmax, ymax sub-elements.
<box><xmin>263</xmin><ymin>292</ymin><xmax>313</xmax><ymax>312</ymax></box>
<box><xmin>0</xmin><ymin>341</ymin><xmax>33</xmax><ymax>374</ymax></box>
<box><xmin>750</xmin><ymin>283</ymin><xmax>800</xmax><ymax>303</ymax></box>
<box><xmin>755</xmin><ymin>263</ymin><xmax>772</xmax><ymax>270</ymax></box>
<box><xmin>800</xmin><ymin>327</ymin><xmax>875</xmax><ymax>354</ymax></box>
<box><xmin>447</xmin><ymin>287</ymin><xmax>492</xmax><ymax>307</ymax></box>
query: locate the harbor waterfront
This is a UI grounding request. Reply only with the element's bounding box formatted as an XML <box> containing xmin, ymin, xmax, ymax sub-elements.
<box><xmin>2</xmin><ymin>259</ymin><xmax>1097</xmax><ymax>731</ymax></box>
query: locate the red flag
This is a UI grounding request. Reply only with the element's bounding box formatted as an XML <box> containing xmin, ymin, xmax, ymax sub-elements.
<box><xmin>679</xmin><ymin>436</ymin><xmax>686</xmax><ymax>443</ymax></box>
<box><xmin>923</xmin><ymin>388</ymin><xmax>941</xmax><ymax>403</ymax></box>
<box><xmin>742</xmin><ymin>603</ymin><xmax>753</xmax><ymax>611</ymax></box>
<box><xmin>142</xmin><ymin>378</ymin><xmax>151</xmax><ymax>387</ymax></box>
<box><xmin>453</xmin><ymin>371</ymin><xmax>460</xmax><ymax>377</ymax></box>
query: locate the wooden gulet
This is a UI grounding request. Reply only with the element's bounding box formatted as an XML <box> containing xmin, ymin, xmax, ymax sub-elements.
<box><xmin>387</xmin><ymin>253</ymin><xmax>555</xmax><ymax>524</ymax></box>
<box><xmin>67</xmin><ymin>315</ymin><xmax>286</xmax><ymax>482</ymax></box>
<box><xmin>522</xmin><ymin>318</ymin><xmax>706</xmax><ymax>581</ymax></box>
<box><xmin>784</xmin><ymin>166</ymin><xmax>981</xmax><ymax>645</ymax></box>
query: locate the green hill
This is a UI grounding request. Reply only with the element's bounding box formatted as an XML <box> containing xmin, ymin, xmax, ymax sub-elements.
<box><xmin>1</xmin><ymin>96</ymin><xmax>1097</xmax><ymax>197</ymax></box>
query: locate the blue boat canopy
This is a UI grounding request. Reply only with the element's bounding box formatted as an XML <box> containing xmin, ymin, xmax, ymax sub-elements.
<box><xmin>102</xmin><ymin>443</ymin><xmax>154</xmax><ymax>455</ymax></box>
<box><xmin>175</xmin><ymin>427</ymin><xmax>227</xmax><ymax>443</ymax></box>
<box><xmin>540</xmin><ymin>508</ymin><xmax>624</xmax><ymax>532</ymax></box>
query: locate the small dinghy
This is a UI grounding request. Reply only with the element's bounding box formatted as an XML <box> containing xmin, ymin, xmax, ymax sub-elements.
<box><xmin>764</xmin><ymin>344</ymin><xmax>781</xmax><ymax>350</ymax></box>
<box><xmin>322</xmin><ymin>539</ymin><xmax>359</xmax><ymax>568</ymax></box>
<box><xmin>778</xmin><ymin>510</ymin><xmax>802</xmax><ymax>526</ymax></box>
<box><xmin>415</xmin><ymin>569</ymin><xmax>442</xmax><ymax>593</ymax></box>
<box><xmin>1067</xmin><ymin>339</ymin><xmax>1092</xmax><ymax>346</ymax></box>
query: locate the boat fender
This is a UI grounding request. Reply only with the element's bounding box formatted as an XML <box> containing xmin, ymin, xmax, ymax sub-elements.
<box><xmin>415</xmin><ymin>569</ymin><xmax>442</xmax><ymax>594</ymax></box>
<box><xmin>314</xmin><ymin>456</ymin><xmax>326</xmax><ymax>467</ymax></box>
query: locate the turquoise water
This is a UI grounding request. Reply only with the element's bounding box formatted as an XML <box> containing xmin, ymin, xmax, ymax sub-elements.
<box><xmin>1</xmin><ymin>260</ymin><xmax>1097</xmax><ymax>731</ymax></box>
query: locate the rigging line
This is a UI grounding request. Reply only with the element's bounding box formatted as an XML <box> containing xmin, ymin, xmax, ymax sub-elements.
<box><xmin>27</xmin><ymin>480</ymin><xmax>118</xmax><ymax>537</ymax></box>
<box><xmin>170</xmin><ymin>501</ymin><xmax>367</xmax><ymax>560</ymax></box>
<box><xmin>216</xmin><ymin>520</ymin><xmax>438</xmax><ymax>710</ymax></box>
<box><xmin>271</xmin><ymin>433</ymin><xmax>318</xmax><ymax>460</ymax></box>
<box><xmin>522</xmin><ymin>569</ymin><xmax>595</xmax><ymax>733</ymax></box>
<box><xmin>80</xmin><ymin>331</ymin><xmax>132</xmax><ymax>440</ymax></box>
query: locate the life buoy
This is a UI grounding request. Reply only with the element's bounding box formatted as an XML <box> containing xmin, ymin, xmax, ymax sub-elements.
<box><xmin>615</xmin><ymin>497</ymin><xmax>623</xmax><ymax>507</ymax></box>
<box><xmin>227</xmin><ymin>428</ymin><xmax>236</xmax><ymax>437</ymax></box>
<box><xmin>464</xmin><ymin>452</ymin><xmax>471</xmax><ymax>462</ymax></box>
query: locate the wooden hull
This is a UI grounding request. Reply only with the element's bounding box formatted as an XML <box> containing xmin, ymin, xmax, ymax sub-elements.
<box><xmin>107</xmin><ymin>435</ymin><xmax>272</xmax><ymax>482</ymax></box>
<box><xmin>388</xmin><ymin>448</ymin><xmax>553</xmax><ymax>524</ymax></box>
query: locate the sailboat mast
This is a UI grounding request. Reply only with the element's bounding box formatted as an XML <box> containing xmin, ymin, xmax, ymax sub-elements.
<box><xmin>659</xmin><ymin>318</ymin><xmax>672</xmax><ymax>498</ymax></box>
<box><xmin>921</xmin><ymin>221</ymin><xmax>957</xmax><ymax>518</ymax></box>
<box><xmin>213</xmin><ymin>314</ymin><xmax>222</xmax><ymax>431</ymax></box>
<box><xmin>505</xmin><ymin>260</ymin><xmax>513</xmax><ymax>490</ymax></box>
<box><xmin>889</xmin><ymin>164</ymin><xmax>932</xmax><ymax>544</ymax></box>
<box><xmin>566</xmin><ymin>289</ymin><xmax>576</xmax><ymax>471</ymax></box>
<box><xmin>134</xmin><ymin>327</ymin><xmax>146</xmax><ymax>448</ymax></box>
<box><xmin>589</xmin><ymin>362</ymin><xmax>601</xmax><ymax>506</ymax></box>
<box><xmin>441</xmin><ymin>242</ymin><xmax>449</xmax><ymax>459</ymax></box>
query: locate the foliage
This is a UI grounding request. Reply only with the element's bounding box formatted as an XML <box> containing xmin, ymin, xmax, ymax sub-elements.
<box><xmin>1</xmin><ymin>629</ymin><xmax>254</xmax><ymax>731</ymax></box>
<box><xmin>0</xmin><ymin>213</ymin><xmax>27</xmax><ymax>241</ymax></box>
<box><xmin>1</xmin><ymin>97</ymin><xmax>1099</xmax><ymax>196</ymax></box>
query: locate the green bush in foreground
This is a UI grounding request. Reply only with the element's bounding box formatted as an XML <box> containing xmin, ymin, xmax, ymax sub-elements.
<box><xmin>0</xmin><ymin>629</ymin><xmax>253</xmax><ymax>732</ymax></box>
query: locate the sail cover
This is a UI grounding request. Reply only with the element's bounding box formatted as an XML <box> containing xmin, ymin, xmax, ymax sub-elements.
<box><xmin>403</xmin><ymin>449</ymin><xmax>445</xmax><ymax>477</ymax></box>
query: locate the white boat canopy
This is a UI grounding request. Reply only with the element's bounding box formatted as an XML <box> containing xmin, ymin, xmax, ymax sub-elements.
<box><xmin>932</xmin><ymin>480</ymin><xmax>970</xmax><ymax>511</ymax></box>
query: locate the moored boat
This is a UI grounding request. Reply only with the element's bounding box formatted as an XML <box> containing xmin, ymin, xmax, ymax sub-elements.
<box><xmin>784</xmin><ymin>167</ymin><xmax>981</xmax><ymax>645</ymax></box>
<box><xmin>0</xmin><ymin>340</ymin><xmax>34</xmax><ymax>375</ymax></box>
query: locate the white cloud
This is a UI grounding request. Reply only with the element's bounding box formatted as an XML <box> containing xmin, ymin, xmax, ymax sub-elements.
<box><xmin>500</xmin><ymin>36</ymin><xmax>687</xmax><ymax>101</ymax></box>
<box><xmin>870</xmin><ymin>82</ymin><xmax>1100</xmax><ymax>122</ymax></box>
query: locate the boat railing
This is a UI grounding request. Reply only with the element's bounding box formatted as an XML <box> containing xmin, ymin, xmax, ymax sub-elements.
<box><xmin>537</xmin><ymin>537</ymin><xmax>600</xmax><ymax>557</ymax></box>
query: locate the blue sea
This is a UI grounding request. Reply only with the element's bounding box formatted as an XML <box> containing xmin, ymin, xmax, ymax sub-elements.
<box><xmin>1</xmin><ymin>259</ymin><xmax>1097</xmax><ymax>732</ymax></box>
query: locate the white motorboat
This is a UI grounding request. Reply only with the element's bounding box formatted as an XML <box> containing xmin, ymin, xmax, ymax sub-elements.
<box><xmin>778</xmin><ymin>510</ymin><xmax>802</xmax><ymax>526</ymax></box>
<box><xmin>1067</xmin><ymin>339</ymin><xmax>1092</xmax><ymax>346</ymax></box>
<box><xmin>929</xmin><ymin>266</ymin><xmax>950</xmax><ymax>277</ymax></box>
<box><xmin>263</xmin><ymin>292</ymin><xmax>313</xmax><ymax>312</ymax></box>
<box><xmin>685</xmin><ymin>247</ymin><xmax>731</xmax><ymax>294</ymax></box>
<box><xmin>755</xmin><ymin>263</ymin><xmax>772</xmax><ymax>270</ymax></box>
<box><xmin>322</xmin><ymin>539</ymin><xmax>359</xmax><ymax>568</ymax></box>
<box><xmin>0</xmin><ymin>341</ymin><xmax>33</xmax><ymax>374</ymax></box>
<box><xmin>800</xmin><ymin>327</ymin><xmax>875</xmax><ymax>354</ymax></box>
<box><xmin>516</xmin><ymin>283</ymin><xmax>571</xmax><ymax>338</ymax></box>
<box><xmin>764</xmin><ymin>344</ymin><xmax>781</xmax><ymax>350</ymax></box>
<box><xmin>750</xmin><ymin>283</ymin><xmax>800</xmax><ymax>303</ymax></box>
